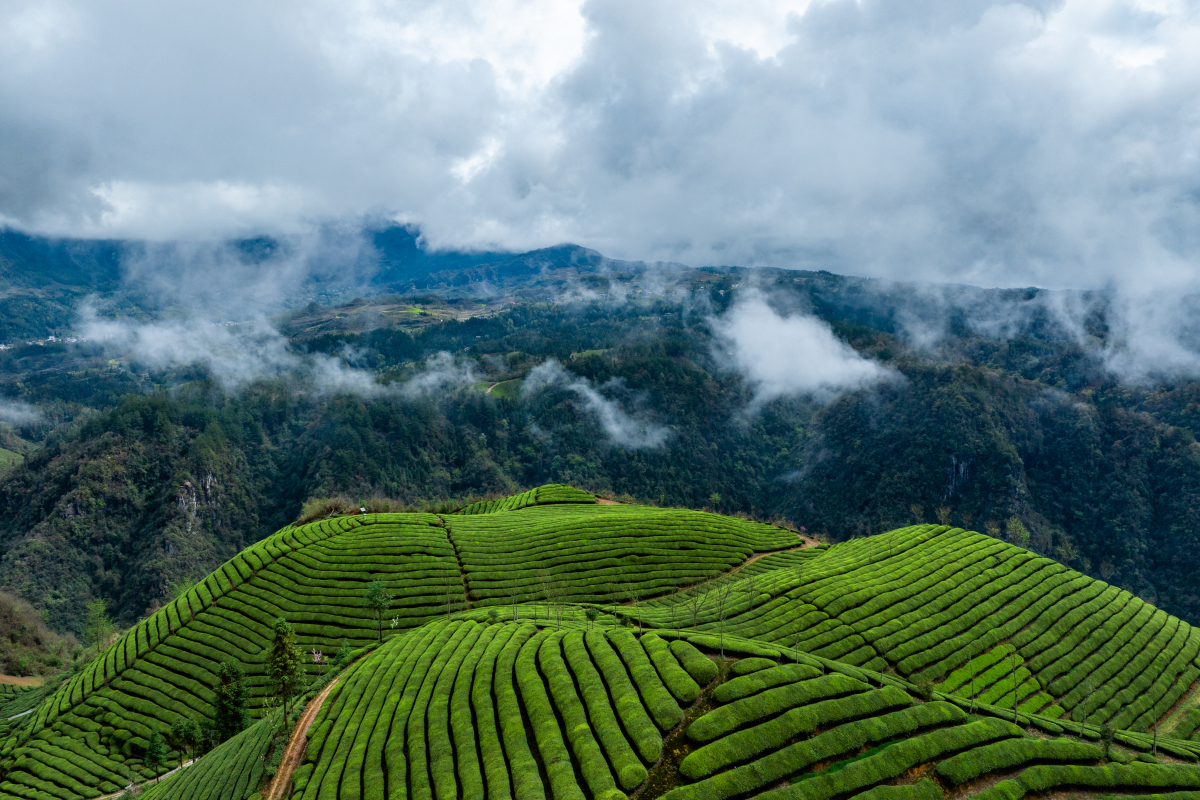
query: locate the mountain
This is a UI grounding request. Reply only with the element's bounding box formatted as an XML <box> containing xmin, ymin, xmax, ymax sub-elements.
<box><xmin>4</xmin><ymin>271</ymin><xmax>1200</xmax><ymax>636</ymax></box>
<box><xmin>1</xmin><ymin>492</ymin><xmax>1198</xmax><ymax>800</ymax></box>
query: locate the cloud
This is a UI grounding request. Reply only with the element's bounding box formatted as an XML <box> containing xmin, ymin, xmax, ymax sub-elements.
<box><xmin>3</xmin><ymin>0</ymin><xmax>1200</xmax><ymax>382</ymax></box>
<box><xmin>712</xmin><ymin>291</ymin><xmax>895</xmax><ymax>406</ymax></box>
<box><xmin>78</xmin><ymin>302</ymin><xmax>480</xmax><ymax>398</ymax></box>
<box><xmin>395</xmin><ymin>351</ymin><xmax>480</xmax><ymax>398</ymax></box>
<box><xmin>0</xmin><ymin>398</ymin><xmax>43</xmax><ymax>427</ymax></box>
<box><xmin>0</xmin><ymin>0</ymin><xmax>1193</xmax><ymax>291</ymax></box>
<box><xmin>523</xmin><ymin>359</ymin><xmax>669</xmax><ymax>448</ymax></box>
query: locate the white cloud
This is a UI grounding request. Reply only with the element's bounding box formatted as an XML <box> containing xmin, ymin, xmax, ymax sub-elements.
<box><xmin>1</xmin><ymin>0</ymin><xmax>1200</xmax><ymax>380</ymax></box>
<box><xmin>0</xmin><ymin>398</ymin><xmax>43</xmax><ymax>427</ymax></box>
<box><xmin>712</xmin><ymin>291</ymin><xmax>895</xmax><ymax>405</ymax></box>
<box><xmin>78</xmin><ymin>302</ymin><xmax>479</xmax><ymax>399</ymax></box>
<box><xmin>523</xmin><ymin>359</ymin><xmax>669</xmax><ymax>448</ymax></box>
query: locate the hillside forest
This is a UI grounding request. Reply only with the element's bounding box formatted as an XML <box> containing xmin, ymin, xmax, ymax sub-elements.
<box><xmin>0</xmin><ymin>229</ymin><xmax>1199</xmax><ymax>639</ymax></box>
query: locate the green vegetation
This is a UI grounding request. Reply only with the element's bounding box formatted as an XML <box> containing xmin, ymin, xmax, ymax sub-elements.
<box><xmin>294</xmin><ymin>620</ymin><xmax>683</xmax><ymax>800</ymax></box>
<box><xmin>0</xmin><ymin>449</ymin><xmax>20</xmax><ymax>477</ymax></box>
<box><xmin>10</xmin><ymin>269</ymin><xmax>1200</xmax><ymax>642</ymax></box>
<box><xmin>2</xmin><ymin>493</ymin><xmax>1200</xmax><ymax>800</ymax></box>
<box><xmin>455</xmin><ymin>483</ymin><xmax>596</xmax><ymax>515</ymax></box>
<box><xmin>638</xmin><ymin>524</ymin><xmax>1200</xmax><ymax>731</ymax></box>
<box><xmin>139</xmin><ymin>715</ymin><xmax>276</xmax><ymax>800</ymax></box>
<box><xmin>0</xmin><ymin>593</ymin><xmax>74</xmax><ymax>679</ymax></box>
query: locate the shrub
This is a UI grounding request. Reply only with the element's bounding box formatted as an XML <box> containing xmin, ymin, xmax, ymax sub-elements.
<box><xmin>670</xmin><ymin>640</ymin><xmax>718</xmax><ymax>685</ymax></box>
<box><xmin>936</xmin><ymin>737</ymin><xmax>1103</xmax><ymax>784</ymax></box>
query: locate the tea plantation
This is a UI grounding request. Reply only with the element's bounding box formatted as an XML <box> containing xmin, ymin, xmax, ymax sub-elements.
<box><xmin>1</xmin><ymin>487</ymin><xmax>1199</xmax><ymax>800</ymax></box>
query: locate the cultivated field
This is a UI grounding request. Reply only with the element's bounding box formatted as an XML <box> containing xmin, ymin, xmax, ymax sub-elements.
<box><xmin>1</xmin><ymin>487</ymin><xmax>1198</xmax><ymax>800</ymax></box>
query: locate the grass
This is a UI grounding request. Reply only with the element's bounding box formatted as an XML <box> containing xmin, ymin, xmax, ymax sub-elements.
<box><xmin>0</xmin><ymin>448</ymin><xmax>21</xmax><ymax>476</ymax></box>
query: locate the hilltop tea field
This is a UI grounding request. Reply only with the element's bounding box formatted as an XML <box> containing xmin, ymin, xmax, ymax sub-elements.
<box><xmin>2</xmin><ymin>486</ymin><xmax>1200</xmax><ymax>800</ymax></box>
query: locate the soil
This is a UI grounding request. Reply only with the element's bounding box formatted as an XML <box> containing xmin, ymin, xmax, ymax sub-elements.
<box><xmin>263</xmin><ymin>677</ymin><xmax>342</xmax><ymax>800</ymax></box>
<box><xmin>0</xmin><ymin>674</ymin><xmax>41</xmax><ymax>687</ymax></box>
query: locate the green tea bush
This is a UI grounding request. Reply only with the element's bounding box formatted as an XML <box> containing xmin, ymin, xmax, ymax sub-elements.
<box><xmin>138</xmin><ymin>713</ymin><xmax>275</xmax><ymax>800</ymax></box>
<box><xmin>936</xmin><ymin>737</ymin><xmax>1103</xmax><ymax>784</ymax></box>
<box><xmin>847</xmin><ymin>778</ymin><xmax>942</xmax><ymax>800</ymax></box>
<box><xmin>584</xmin><ymin>632</ymin><xmax>663</xmax><ymax>763</ymax></box>
<box><xmin>669</xmin><ymin>640</ymin><xmax>718</xmax><ymax>685</ymax></box>
<box><xmin>673</xmin><ymin>704</ymin><xmax>985</xmax><ymax>799</ymax></box>
<box><xmin>680</xmin><ymin>691</ymin><xmax>937</xmax><ymax>783</ymax></box>
<box><xmin>714</xmin><ymin>664</ymin><xmax>823</xmax><ymax>703</ymax></box>
<box><xmin>688</xmin><ymin>674</ymin><xmax>867</xmax><ymax>743</ymax></box>
<box><xmin>1017</xmin><ymin>762</ymin><xmax>1200</xmax><ymax>793</ymax></box>
<box><xmin>608</xmin><ymin>631</ymin><xmax>684</xmax><ymax>731</ymax></box>
<box><xmin>561</xmin><ymin>633</ymin><xmax>647</xmax><ymax>790</ymax></box>
<box><xmin>640</xmin><ymin>635</ymin><xmax>700</xmax><ymax>704</ymax></box>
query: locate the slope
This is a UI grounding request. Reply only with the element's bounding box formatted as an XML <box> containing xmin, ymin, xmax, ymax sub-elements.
<box><xmin>0</xmin><ymin>493</ymin><xmax>795</xmax><ymax>800</ymax></box>
<box><xmin>5</xmin><ymin>497</ymin><xmax>1200</xmax><ymax>800</ymax></box>
<box><xmin>638</xmin><ymin>525</ymin><xmax>1200</xmax><ymax>734</ymax></box>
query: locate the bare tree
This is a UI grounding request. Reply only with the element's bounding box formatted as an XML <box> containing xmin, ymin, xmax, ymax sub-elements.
<box><xmin>614</xmin><ymin>572</ymin><xmax>645</xmax><ymax>636</ymax></box>
<box><xmin>685</xmin><ymin>585</ymin><xmax>711</xmax><ymax>630</ymax></box>
<box><xmin>444</xmin><ymin>575</ymin><xmax>465</xmax><ymax>618</ymax></box>
<box><xmin>710</xmin><ymin>579</ymin><xmax>739</xmax><ymax>660</ymax></box>
<box><xmin>508</xmin><ymin>582</ymin><xmax>522</xmax><ymax>623</ymax></box>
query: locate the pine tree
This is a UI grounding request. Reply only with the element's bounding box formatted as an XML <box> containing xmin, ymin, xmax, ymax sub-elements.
<box><xmin>83</xmin><ymin>599</ymin><xmax>114</xmax><ymax>657</ymax></box>
<box><xmin>145</xmin><ymin>731</ymin><xmax>166</xmax><ymax>783</ymax></box>
<box><xmin>333</xmin><ymin>639</ymin><xmax>353</xmax><ymax>670</ymax></box>
<box><xmin>269</xmin><ymin>617</ymin><xmax>303</xmax><ymax>721</ymax></box>
<box><xmin>168</xmin><ymin>717</ymin><xmax>201</xmax><ymax>762</ymax></box>
<box><xmin>363</xmin><ymin>581</ymin><xmax>394</xmax><ymax>642</ymax></box>
<box><xmin>213</xmin><ymin>662</ymin><xmax>249</xmax><ymax>741</ymax></box>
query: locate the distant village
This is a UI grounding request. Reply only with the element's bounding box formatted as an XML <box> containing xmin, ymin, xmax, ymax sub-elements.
<box><xmin>0</xmin><ymin>335</ymin><xmax>88</xmax><ymax>351</ymax></box>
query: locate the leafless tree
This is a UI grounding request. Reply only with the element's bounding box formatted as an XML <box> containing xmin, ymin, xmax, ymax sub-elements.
<box><xmin>710</xmin><ymin>579</ymin><xmax>739</xmax><ymax>660</ymax></box>
<box><xmin>685</xmin><ymin>585</ymin><xmax>711</xmax><ymax>630</ymax></box>
<box><xmin>508</xmin><ymin>582</ymin><xmax>522</xmax><ymax>623</ymax></box>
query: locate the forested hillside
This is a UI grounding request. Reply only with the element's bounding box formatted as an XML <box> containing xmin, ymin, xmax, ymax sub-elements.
<box><xmin>1</xmin><ymin>246</ymin><xmax>1200</xmax><ymax>635</ymax></box>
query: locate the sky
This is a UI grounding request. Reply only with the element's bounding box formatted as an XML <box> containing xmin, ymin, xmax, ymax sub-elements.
<box><xmin>2</xmin><ymin>0</ymin><xmax>1199</xmax><ymax>294</ymax></box>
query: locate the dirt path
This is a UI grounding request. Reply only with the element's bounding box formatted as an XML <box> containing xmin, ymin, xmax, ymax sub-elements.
<box><xmin>485</xmin><ymin>382</ymin><xmax>499</xmax><ymax>394</ymax></box>
<box><xmin>263</xmin><ymin>677</ymin><xmax>341</xmax><ymax>800</ymax></box>
<box><xmin>0</xmin><ymin>674</ymin><xmax>41</xmax><ymax>687</ymax></box>
<box><xmin>729</xmin><ymin>535</ymin><xmax>820</xmax><ymax>575</ymax></box>
<box><xmin>619</xmin><ymin>536</ymin><xmax>821</xmax><ymax>606</ymax></box>
<box><xmin>95</xmin><ymin>759</ymin><xmax>194</xmax><ymax>800</ymax></box>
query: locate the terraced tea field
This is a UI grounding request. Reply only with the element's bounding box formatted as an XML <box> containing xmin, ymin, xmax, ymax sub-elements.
<box><xmin>640</xmin><ymin>524</ymin><xmax>1200</xmax><ymax>732</ymax></box>
<box><xmin>1</xmin><ymin>488</ymin><xmax>1199</xmax><ymax>800</ymax></box>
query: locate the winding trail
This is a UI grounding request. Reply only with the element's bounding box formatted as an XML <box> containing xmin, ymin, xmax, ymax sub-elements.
<box><xmin>263</xmin><ymin>677</ymin><xmax>341</xmax><ymax>800</ymax></box>
<box><xmin>619</xmin><ymin>534</ymin><xmax>821</xmax><ymax>607</ymax></box>
<box><xmin>96</xmin><ymin>759</ymin><xmax>194</xmax><ymax>800</ymax></box>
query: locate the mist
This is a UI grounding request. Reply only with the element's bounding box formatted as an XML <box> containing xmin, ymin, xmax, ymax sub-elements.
<box><xmin>712</xmin><ymin>291</ymin><xmax>895</xmax><ymax>408</ymax></box>
<box><xmin>0</xmin><ymin>398</ymin><xmax>43</xmax><ymax>427</ymax></box>
<box><xmin>523</xmin><ymin>359</ymin><xmax>669</xmax><ymax>449</ymax></box>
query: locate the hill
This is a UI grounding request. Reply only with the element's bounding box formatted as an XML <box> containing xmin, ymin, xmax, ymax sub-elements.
<box><xmin>0</xmin><ymin>489</ymin><xmax>1198</xmax><ymax>800</ymax></box>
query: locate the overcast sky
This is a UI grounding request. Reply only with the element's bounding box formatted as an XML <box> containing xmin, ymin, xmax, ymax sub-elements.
<box><xmin>2</xmin><ymin>0</ymin><xmax>1200</xmax><ymax>292</ymax></box>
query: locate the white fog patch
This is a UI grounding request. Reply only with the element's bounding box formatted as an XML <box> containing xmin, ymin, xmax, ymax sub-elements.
<box><xmin>397</xmin><ymin>352</ymin><xmax>480</xmax><ymax>398</ymax></box>
<box><xmin>80</xmin><ymin>309</ymin><xmax>306</xmax><ymax>389</ymax></box>
<box><xmin>523</xmin><ymin>359</ymin><xmax>669</xmax><ymax>449</ymax></box>
<box><xmin>1095</xmin><ymin>288</ymin><xmax>1200</xmax><ymax>384</ymax></box>
<box><xmin>712</xmin><ymin>292</ymin><xmax>894</xmax><ymax>406</ymax></box>
<box><xmin>79</xmin><ymin>303</ymin><xmax>478</xmax><ymax>399</ymax></box>
<box><xmin>0</xmin><ymin>398</ymin><xmax>43</xmax><ymax>426</ymax></box>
